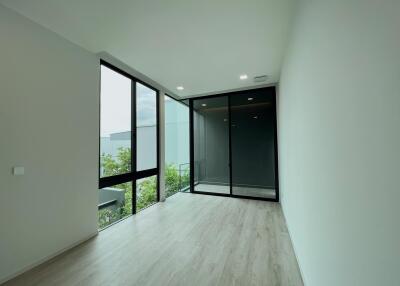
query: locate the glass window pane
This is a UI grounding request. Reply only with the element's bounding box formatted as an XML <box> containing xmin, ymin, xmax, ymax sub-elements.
<box><xmin>231</xmin><ymin>89</ymin><xmax>277</xmax><ymax>199</ymax></box>
<box><xmin>165</xmin><ymin>96</ymin><xmax>190</xmax><ymax>198</ymax></box>
<box><xmin>136</xmin><ymin>176</ymin><xmax>158</xmax><ymax>212</ymax></box>
<box><xmin>136</xmin><ymin>83</ymin><xmax>157</xmax><ymax>171</ymax></box>
<box><xmin>100</xmin><ymin>65</ymin><xmax>131</xmax><ymax>177</ymax></box>
<box><xmin>193</xmin><ymin>96</ymin><xmax>230</xmax><ymax>194</ymax></box>
<box><xmin>98</xmin><ymin>182</ymin><xmax>132</xmax><ymax>229</ymax></box>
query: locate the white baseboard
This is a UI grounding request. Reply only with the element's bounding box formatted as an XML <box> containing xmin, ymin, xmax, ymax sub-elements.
<box><xmin>0</xmin><ymin>231</ymin><xmax>98</xmax><ymax>285</ymax></box>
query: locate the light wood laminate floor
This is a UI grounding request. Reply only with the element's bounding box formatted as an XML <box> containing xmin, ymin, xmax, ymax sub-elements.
<box><xmin>3</xmin><ymin>193</ymin><xmax>303</xmax><ymax>286</ymax></box>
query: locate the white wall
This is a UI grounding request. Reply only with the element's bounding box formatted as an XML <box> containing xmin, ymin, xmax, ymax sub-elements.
<box><xmin>0</xmin><ymin>5</ymin><xmax>99</xmax><ymax>283</ymax></box>
<box><xmin>278</xmin><ymin>1</ymin><xmax>400</xmax><ymax>285</ymax></box>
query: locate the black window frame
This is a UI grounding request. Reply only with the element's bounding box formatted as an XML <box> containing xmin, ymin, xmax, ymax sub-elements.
<box><xmin>99</xmin><ymin>59</ymin><xmax>160</xmax><ymax>215</ymax></box>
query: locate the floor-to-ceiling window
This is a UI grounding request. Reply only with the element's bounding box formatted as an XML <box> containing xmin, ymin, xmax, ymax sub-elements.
<box><xmin>98</xmin><ymin>60</ymin><xmax>159</xmax><ymax>229</ymax></box>
<box><xmin>189</xmin><ymin>87</ymin><xmax>279</xmax><ymax>201</ymax></box>
<box><xmin>164</xmin><ymin>96</ymin><xmax>190</xmax><ymax>198</ymax></box>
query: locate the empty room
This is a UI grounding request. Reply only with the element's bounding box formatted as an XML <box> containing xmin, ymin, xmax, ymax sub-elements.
<box><xmin>0</xmin><ymin>1</ymin><xmax>399</xmax><ymax>286</ymax></box>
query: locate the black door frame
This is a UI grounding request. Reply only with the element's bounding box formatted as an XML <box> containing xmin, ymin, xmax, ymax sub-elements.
<box><xmin>99</xmin><ymin>59</ymin><xmax>160</xmax><ymax>215</ymax></box>
<box><xmin>188</xmin><ymin>86</ymin><xmax>279</xmax><ymax>203</ymax></box>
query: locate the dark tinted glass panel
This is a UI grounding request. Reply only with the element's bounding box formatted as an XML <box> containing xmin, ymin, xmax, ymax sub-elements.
<box><xmin>230</xmin><ymin>89</ymin><xmax>276</xmax><ymax>199</ymax></box>
<box><xmin>193</xmin><ymin>96</ymin><xmax>230</xmax><ymax>194</ymax></box>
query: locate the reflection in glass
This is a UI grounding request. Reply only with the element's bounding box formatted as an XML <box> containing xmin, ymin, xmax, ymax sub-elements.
<box><xmin>193</xmin><ymin>96</ymin><xmax>230</xmax><ymax>194</ymax></box>
<box><xmin>136</xmin><ymin>83</ymin><xmax>157</xmax><ymax>171</ymax></box>
<box><xmin>98</xmin><ymin>182</ymin><xmax>132</xmax><ymax>229</ymax></box>
<box><xmin>100</xmin><ymin>65</ymin><xmax>132</xmax><ymax>177</ymax></box>
<box><xmin>136</xmin><ymin>176</ymin><xmax>158</xmax><ymax>212</ymax></box>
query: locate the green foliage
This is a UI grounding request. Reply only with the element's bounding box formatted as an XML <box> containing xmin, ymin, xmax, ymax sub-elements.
<box><xmin>101</xmin><ymin>147</ymin><xmax>131</xmax><ymax>177</ymax></box>
<box><xmin>137</xmin><ymin>176</ymin><xmax>157</xmax><ymax>211</ymax></box>
<box><xmin>165</xmin><ymin>164</ymin><xmax>189</xmax><ymax>198</ymax></box>
<box><xmin>165</xmin><ymin>164</ymin><xmax>180</xmax><ymax>197</ymax></box>
<box><xmin>99</xmin><ymin>147</ymin><xmax>189</xmax><ymax>228</ymax></box>
<box><xmin>98</xmin><ymin>208</ymin><xmax>120</xmax><ymax>228</ymax></box>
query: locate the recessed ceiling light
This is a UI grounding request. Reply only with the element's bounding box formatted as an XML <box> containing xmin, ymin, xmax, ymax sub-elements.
<box><xmin>248</xmin><ymin>97</ymin><xmax>253</xmax><ymax>101</ymax></box>
<box><xmin>240</xmin><ymin>74</ymin><xmax>248</xmax><ymax>80</ymax></box>
<box><xmin>202</xmin><ymin>103</ymin><xmax>207</xmax><ymax>107</ymax></box>
<box><xmin>253</xmin><ymin>116</ymin><xmax>258</xmax><ymax>119</ymax></box>
<box><xmin>177</xmin><ymin>86</ymin><xmax>184</xmax><ymax>90</ymax></box>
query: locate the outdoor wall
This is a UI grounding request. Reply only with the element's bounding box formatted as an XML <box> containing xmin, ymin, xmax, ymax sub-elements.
<box><xmin>165</xmin><ymin>99</ymin><xmax>189</xmax><ymax>168</ymax></box>
<box><xmin>278</xmin><ymin>1</ymin><xmax>400</xmax><ymax>285</ymax></box>
<box><xmin>0</xmin><ymin>5</ymin><xmax>99</xmax><ymax>283</ymax></box>
<box><xmin>136</xmin><ymin>126</ymin><xmax>158</xmax><ymax>170</ymax></box>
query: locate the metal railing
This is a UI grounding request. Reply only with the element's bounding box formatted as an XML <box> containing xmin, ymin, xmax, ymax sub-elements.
<box><xmin>178</xmin><ymin>163</ymin><xmax>190</xmax><ymax>192</ymax></box>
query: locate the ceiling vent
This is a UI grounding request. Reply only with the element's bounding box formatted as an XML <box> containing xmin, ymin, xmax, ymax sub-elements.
<box><xmin>253</xmin><ymin>75</ymin><xmax>268</xmax><ymax>83</ymax></box>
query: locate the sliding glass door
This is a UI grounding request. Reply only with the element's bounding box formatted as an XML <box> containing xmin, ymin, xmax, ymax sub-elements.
<box><xmin>192</xmin><ymin>96</ymin><xmax>230</xmax><ymax>194</ymax></box>
<box><xmin>230</xmin><ymin>89</ymin><xmax>277</xmax><ymax>199</ymax></box>
<box><xmin>189</xmin><ymin>87</ymin><xmax>278</xmax><ymax>201</ymax></box>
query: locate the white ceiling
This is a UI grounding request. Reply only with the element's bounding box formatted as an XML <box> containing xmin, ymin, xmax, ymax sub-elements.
<box><xmin>1</xmin><ymin>0</ymin><xmax>294</xmax><ymax>98</ymax></box>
